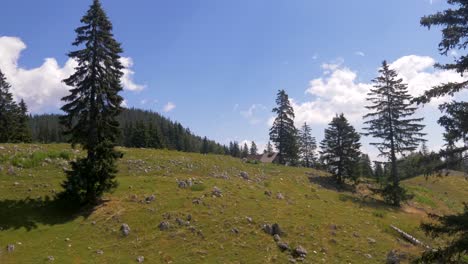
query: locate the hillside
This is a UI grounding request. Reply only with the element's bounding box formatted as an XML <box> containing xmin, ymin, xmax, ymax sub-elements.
<box><xmin>28</xmin><ymin>108</ymin><xmax>226</xmax><ymax>154</ymax></box>
<box><xmin>0</xmin><ymin>144</ymin><xmax>467</xmax><ymax>263</ymax></box>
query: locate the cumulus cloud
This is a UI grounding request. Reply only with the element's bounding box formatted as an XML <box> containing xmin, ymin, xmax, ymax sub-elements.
<box><xmin>0</xmin><ymin>36</ymin><xmax>144</xmax><ymax>113</ymax></box>
<box><xmin>241</xmin><ymin>104</ymin><xmax>267</xmax><ymax>124</ymax></box>
<box><xmin>163</xmin><ymin>102</ymin><xmax>176</xmax><ymax>112</ymax></box>
<box><xmin>292</xmin><ymin>55</ymin><xmax>468</xmax><ymax>126</ymax></box>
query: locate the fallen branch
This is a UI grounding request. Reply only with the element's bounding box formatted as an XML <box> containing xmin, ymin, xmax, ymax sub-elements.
<box><xmin>390</xmin><ymin>225</ymin><xmax>431</xmax><ymax>249</ymax></box>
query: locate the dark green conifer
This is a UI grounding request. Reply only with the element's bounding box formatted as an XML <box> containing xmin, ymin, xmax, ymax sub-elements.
<box><xmin>59</xmin><ymin>0</ymin><xmax>124</xmax><ymax>204</ymax></box>
<box><xmin>0</xmin><ymin>69</ymin><xmax>18</xmax><ymax>143</ymax></box>
<box><xmin>298</xmin><ymin>122</ymin><xmax>317</xmax><ymax>168</ymax></box>
<box><xmin>363</xmin><ymin>61</ymin><xmax>426</xmax><ymax>206</ymax></box>
<box><xmin>250</xmin><ymin>141</ymin><xmax>258</xmax><ymax>156</ymax></box>
<box><xmin>320</xmin><ymin>114</ymin><xmax>361</xmax><ymax>184</ymax></box>
<box><xmin>269</xmin><ymin>90</ymin><xmax>298</xmax><ymax>165</ymax></box>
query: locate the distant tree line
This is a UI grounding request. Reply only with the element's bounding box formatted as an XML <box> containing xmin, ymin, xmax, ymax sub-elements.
<box><xmin>28</xmin><ymin>108</ymin><xmax>227</xmax><ymax>155</ymax></box>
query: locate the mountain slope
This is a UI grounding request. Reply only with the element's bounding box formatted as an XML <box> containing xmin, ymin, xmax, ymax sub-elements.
<box><xmin>0</xmin><ymin>144</ymin><xmax>466</xmax><ymax>263</ymax></box>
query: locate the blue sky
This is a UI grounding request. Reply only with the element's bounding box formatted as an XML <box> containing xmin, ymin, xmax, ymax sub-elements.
<box><xmin>1</xmin><ymin>0</ymin><xmax>465</xmax><ymax>158</ymax></box>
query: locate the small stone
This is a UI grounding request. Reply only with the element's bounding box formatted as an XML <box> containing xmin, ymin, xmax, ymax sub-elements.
<box><xmin>277</xmin><ymin>242</ymin><xmax>290</xmax><ymax>252</ymax></box>
<box><xmin>240</xmin><ymin>171</ymin><xmax>249</xmax><ymax>180</ymax></box>
<box><xmin>47</xmin><ymin>256</ymin><xmax>55</xmax><ymax>261</ymax></box>
<box><xmin>273</xmin><ymin>234</ymin><xmax>281</xmax><ymax>242</ymax></box>
<box><xmin>159</xmin><ymin>221</ymin><xmax>170</xmax><ymax>231</ymax></box>
<box><xmin>386</xmin><ymin>249</ymin><xmax>405</xmax><ymax>264</ymax></box>
<box><xmin>136</xmin><ymin>256</ymin><xmax>145</xmax><ymax>263</ymax></box>
<box><xmin>96</xmin><ymin>250</ymin><xmax>104</xmax><ymax>255</ymax></box>
<box><xmin>246</xmin><ymin>216</ymin><xmax>253</xmax><ymax>223</ymax></box>
<box><xmin>212</xmin><ymin>186</ymin><xmax>222</xmax><ymax>197</ymax></box>
<box><xmin>145</xmin><ymin>195</ymin><xmax>156</xmax><ymax>204</ymax></box>
<box><xmin>65</xmin><ymin>238</ymin><xmax>70</xmax><ymax>242</ymax></box>
<box><xmin>262</xmin><ymin>224</ymin><xmax>272</xmax><ymax>235</ymax></box>
<box><xmin>293</xmin><ymin>246</ymin><xmax>308</xmax><ymax>258</ymax></box>
<box><xmin>271</xmin><ymin>223</ymin><xmax>283</xmax><ymax>236</ymax></box>
<box><xmin>367</xmin><ymin>237</ymin><xmax>376</xmax><ymax>244</ymax></box>
<box><xmin>276</xmin><ymin>192</ymin><xmax>284</xmax><ymax>200</ymax></box>
<box><xmin>186</xmin><ymin>214</ymin><xmax>192</xmax><ymax>221</ymax></box>
<box><xmin>6</xmin><ymin>244</ymin><xmax>15</xmax><ymax>252</ymax></box>
<box><xmin>192</xmin><ymin>198</ymin><xmax>202</xmax><ymax>205</ymax></box>
<box><xmin>353</xmin><ymin>232</ymin><xmax>360</xmax><ymax>238</ymax></box>
<box><xmin>231</xmin><ymin>228</ymin><xmax>239</xmax><ymax>234</ymax></box>
<box><xmin>264</xmin><ymin>190</ymin><xmax>272</xmax><ymax>196</ymax></box>
<box><xmin>8</xmin><ymin>166</ymin><xmax>15</xmax><ymax>175</ymax></box>
<box><xmin>121</xmin><ymin>223</ymin><xmax>131</xmax><ymax>236</ymax></box>
<box><xmin>176</xmin><ymin>218</ymin><xmax>185</xmax><ymax>226</ymax></box>
<box><xmin>364</xmin><ymin>254</ymin><xmax>372</xmax><ymax>259</ymax></box>
<box><xmin>91</xmin><ymin>221</ymin><xmax>96</xmax><ymax>225</ymax></box>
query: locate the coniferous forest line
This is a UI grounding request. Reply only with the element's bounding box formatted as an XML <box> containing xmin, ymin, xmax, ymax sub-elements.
<box><xmin>28</xmin><ymin>108</ymin><xmax>227</xmax><ymax>155</ymax></box>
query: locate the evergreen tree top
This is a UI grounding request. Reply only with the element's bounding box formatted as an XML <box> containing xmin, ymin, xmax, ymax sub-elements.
<box><xmin>417</xmin><ymin>1</ymin><xmax>468</xmax><ymax>103</ymax></box>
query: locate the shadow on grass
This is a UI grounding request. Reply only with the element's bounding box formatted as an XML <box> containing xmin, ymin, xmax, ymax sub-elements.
<box><xmin>307</xmin><ymin>174</ymin><xmax>355</xmax><ymax>192</ymax></box>
<box><xmin>0</xmin><ymin>196</ymin><xmax>97</xmax><ymax>231</ymax></box>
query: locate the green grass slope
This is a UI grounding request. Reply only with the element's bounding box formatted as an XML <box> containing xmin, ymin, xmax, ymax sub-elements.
<box><xmin>0</xmin><ymin>144</ymin><xmax>466</xmax><ymax>263</ymax></box>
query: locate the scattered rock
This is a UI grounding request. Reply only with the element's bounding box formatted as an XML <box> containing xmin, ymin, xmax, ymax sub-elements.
<box><xmin>276</xmin><ymin>192</ymin><xmax>285</xmax><ymax>200</ymax></box>
<box><xmin>273</xmin><ymin>234</ymin><xmax>281</xmax><ymax>242</ymax></box>
<box><xmin>91</xmin><ymin>221</ymin><xmax>96</xmax><ymax>225</ymax></box>
<box><xmin>264</xmin><ymin>190</ymin><xmax>272</xmax><ymax>197</ymax></box>
<box><xmin>6</xmin><ymin>244</ymin><xmax>15</xmax><ymax>252</ymax></box>
<box><xmin>246</xmin><ymin>216</ymin><xmax>253</xmax><ymax>223</ymax></box>
<box><xmin>65</xmin><ymin>238</ymin><xmax>70</xmax><ymax>242</ymax></box>
<box><xmin>330</xmin><ymin>224</ymin><xmax>338</xmax><ymax>230</ymax></box>
<box><xmin>367</xmin><ymin>237</ymin><xmax>377</xmax><ymax>244</ymax></box>
<box><xmin>231</xmin><ymin>228</ymin><xmax>239</xmax><ymax>234</ymax></box>
<box><xmin>176</xmin><ymin>218</ymin><xmax>187</xmax><ymax>226</ymax></box>
<box><xmin>271</xmin><ymin>223</ymin><xmax>283</xmax><ymax>236</ymax></box>
<box><xmin>145</xmin><ymin>195</ymin><xmax>156</xmax><ymax>204</ymax></box>
<box><xmin>47</xmin><ymin>256</ymin><xmax>55</xmax><ymax>261</ymax></box>
<box><xmin>353</xmin><ymin>232</ymin><xmax>360</xmax><ymax>238</ymax></box>
<box><xmin>121</xmin><ymin>223</ymin><xmax>131</xmax><ymax>236</ymax></box>
<box><xmin>277</xmin><ymin>242</ymin><xmax>290</xmax><ymax>252</ymax></box>
<box><xmin>386</xmin><ymin>249</ymin><xmax>405</xmax><ymax>264</ymax></box>
<box><xmin>192</xmin><ymin>198</ymin><xmax>203</xmax><ymax>205</ymax></box>
<box><xmin>212</xmin><ymin>186</ymin><xmax>222</xmax><ymax>197</ymax></box>
<box><xmin>293</xmin><ymin>246</ymin><xmax>308</xmax><ymax>258</ymax></box>
<box><xmin>240</xmin><ymin>171</ymin><xmax>249</xmax><ymax>180</ymax></box>
<box><xmin>262</xmin><ymin>224</ymin><xmax>273</xmax><ymax>235</ymax></box>
<box><xmin>136</xmin><ymin>256</ymin><xmax>145</xmax><ymax>263</ymax></box>
<box><xmin>364</xmin><ymin>254</ymin><xmax>372</xmax><ymax>259</ymax></box>
<box><xmin>158</xmin><ymin>221</ymin><xmax>170</xmax><ymax>231</ymax></box>
<box><xmin>96</xmin><ymin>250</ymin><xmax>104</xmax><ymax>255</ymax></box>
<box><xmin>8</xmin><ymin>166</ymin><xmax>15</xmax><ymax>175</ymax></box>
<box><xmin>187</xmin><ymin>214</ymin><xmax>192</xmax><ymax>221</ymax></box>
<box><xmin>177</xmin><ymin>179</ymin><xmax>193</xmax><ymax>188</ymax></box>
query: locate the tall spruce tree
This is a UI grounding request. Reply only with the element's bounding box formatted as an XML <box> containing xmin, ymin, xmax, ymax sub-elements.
<box><xmin>59</xmin><ymin>0</ymin><xmax>124</xmax><ymax>204</ymax></box>
<box><xmin>241</xmin><ymin>142</ymin><xmax>249</xmax><ymax>158</ymax></box>
<box><xmin>0</xmin><ymin>69</ymin><xmax>18</xmax><ymax>143</ymax></box>
<box><xmin>269</xmin><ymin>90</ymin><xmax>298</xmax><ymax>165</ymax></box>
<box><xmin>416</xmin><ymin>4</ymin><xmax>468</xmax><ymax>261</ymax></box>
<box><xmin>14</xmin><ymin>99</ymin><xmax>32</xmax><ymax>143</ymax></box>
<box><xmin>265</xmin><ymin>141</ymin><xmax>274</xmax><ymax>155</ymax></box>
<box><xmin>250</xmin><ymin>141</ymin><xmax>258</xmax><ymax>155</ymax></box>
<box><xmin>298</xmin><ymin>122</ymin><xmax>317</xmax><ymax>168</ymax></box>
<box><xmin>357</xmin><ymin>154</ymin><xmax>373</xmax><ymax>178</ymax></box>
<box><xmin>363</xmin><ymin>61</ymin><xmax>426</xmax><ymax>206</ymax></box>
<box><xmin>320</xmin><ymin>114</ymin><xmax>361</xmax><ymax>184</ymax></box>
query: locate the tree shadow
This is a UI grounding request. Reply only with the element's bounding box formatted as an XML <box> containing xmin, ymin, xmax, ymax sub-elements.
<box><xmin>0</xmin><ymin>196</ymin><xmax>97</xmax><ymax>231</ymax></box>
<box><xmin>307</xmin><ymin>174</ymin><xmax>355</xmax><ymax>192</ymax></box>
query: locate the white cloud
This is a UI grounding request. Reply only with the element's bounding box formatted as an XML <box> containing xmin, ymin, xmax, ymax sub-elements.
<box><xmin>163</xmin><ymin>102</ymin><xmax>176</xmax><ymax>112</ymax></box>
<box><xmin>241</xmin><ymin>104</ymin><xmax>267</xmax><ymax>124</ymax></box>
<box><xmin>0</xmin><ymin>36</ymin><xmax>144</xmax><ymax>113</ymax></box>
<box><xmin>120</xmin><ymin>57</ymin><xmax>146</xmax><ymax>92</ymax></box>
<box><xmin>292</xmin><ymin>55</ymin><xmax>467</xmax><ymax>126</ymax></box>
<box><xmin>355</xmin><ymin>51</ymin><xmax>365</xmax><ymax>57</ymax></box>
